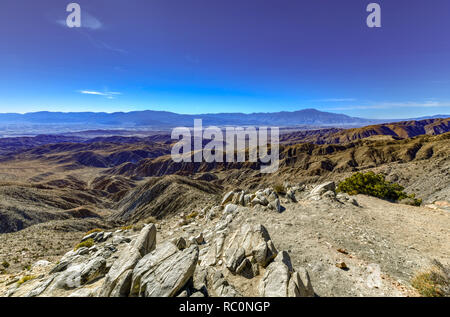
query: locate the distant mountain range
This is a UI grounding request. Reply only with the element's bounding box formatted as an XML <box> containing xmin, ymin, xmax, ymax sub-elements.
<box><xmin>0</xmin><ymin>109</ymin><xmax>448</xmax><ymax>135</ymax></box>
<box><xmin>0</xmin><ymin>109</ymin><xmax>376</xmax><ymax>128</ymax></box>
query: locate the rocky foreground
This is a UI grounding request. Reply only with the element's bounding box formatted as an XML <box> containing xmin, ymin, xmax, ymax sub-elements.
<box><xmin>2</xmin><ymin>182</ymin><xmax>449</xmax><ymax>297</ymax></box>
<box><xmin>2</xmin><ymin>185</ymin><xmax>314</xmax><ymax>297</ymax></box>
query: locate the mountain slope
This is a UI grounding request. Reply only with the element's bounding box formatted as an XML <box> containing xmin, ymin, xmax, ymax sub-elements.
<box><xmin>280</xmin><ymin>118</ymin><xmax>450</xmax><ymax>144</ymax></box>
<box><xmin>112</xmin><ymin>175</ymin><xmax>222</xmax><ymax>223</ymax></box>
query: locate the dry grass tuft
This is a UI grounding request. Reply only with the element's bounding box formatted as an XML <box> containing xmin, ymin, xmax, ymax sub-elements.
<box><xmin>273</xmin><ymin>184</ymin><xmax>286</xmax><ymax>195</ymax></box>
<box><xmin>17</xmin><ymin>275</ymin><xmax>36</xmax><ymax>286</ymax></box>
<box><xmin>411</xmin><ymin>260</ymin><xmax>449</xmax><ymax>297</ymax></box>
<box><xmin>185</xmin><ymin>211</ymin><xmax>198</xmax><ymax>221</ymax></box>
<box><xmin>85</xmin><ymin>228</ymin><xmax>103</xmax><ymax>236</ymax></box>
<box><xmin>74</xmin><ymin>238</ymin><xmax>94</xmax><ymax>251</ymax></box>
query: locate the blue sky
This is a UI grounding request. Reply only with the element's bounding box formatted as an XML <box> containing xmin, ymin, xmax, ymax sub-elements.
<box><xmin>0</xmin><ymin>0</ymin><xmax>450</xmax><ymax>119</ymax></box>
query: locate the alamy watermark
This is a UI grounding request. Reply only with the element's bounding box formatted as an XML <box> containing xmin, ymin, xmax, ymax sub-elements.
<box><xmin>171</xmin><ymin>120</ymin><xmax>280</xmax><ymax>173</ymax></box>
<box><xmin>66</xmin><ymin>3</ymin><xmax>81</xmax><ymax>28</ymax></box>
<box><xmin>64</xmin><ymin>2</ymin><xmax>382</xmax><ymax>29</ymax></box>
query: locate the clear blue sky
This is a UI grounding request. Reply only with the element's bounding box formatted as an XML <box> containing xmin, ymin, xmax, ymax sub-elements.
<box><xmin>0</xmin><ymin>0</ymin><xmax>449</xmax><ymax>119</ymax></box>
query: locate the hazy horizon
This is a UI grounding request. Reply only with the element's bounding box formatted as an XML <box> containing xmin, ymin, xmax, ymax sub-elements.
<box><xmin>0</xmin><ymin>108</ymin><xmax>449</xmax><ymax>121</ymax></box>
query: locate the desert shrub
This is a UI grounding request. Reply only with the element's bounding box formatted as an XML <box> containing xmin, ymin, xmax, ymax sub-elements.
<box><xmin>132</xmin><ymin>223</ymin><xmax>145</xmax><ymax>232</ymax></box>
<box><xmin>273</xmin><ymin>184</ymin><xmax>286</xmax><ymax>195</ymax></box>
<box><xmin>132</xmin><ymin>216</ymin><xmax>158</xmax><ymax>231</ymax></box>
<box><xmin>85</xmin><ymin>228</ymin><xmax>103</xmax><ymax>236</ymax></box>
<box><xmin>337</xmin><ymin>172</ymin><xmax>422</xmax><ymax>205</ymax></box>
<box><xmin>185</xmin><ymin>211</ymin><xmax>199</xmax><ymax>221</ymax></box>
<box><xmin>142</xmin><ymin>216</ymin><xmax>157</xmax><ymax>224</ymax></box>
<box><xmin>74</xmin><ymin>238</ymin><xmax>94</xmax><ymax>251</ymax></box>
<box><xmin>120</xmin><ymin>225</ymin><xmax>133</xmax><ymax>231</ymax></box>
<box><xmin>1</xmin><ymin>261</ymin><xmax>10</xmax><ymax>269</ymax></box>
<box><xmin>400</xmin><ymin>194</ymin><xmax>423</xmax><ymax>207</ymax></box>
<box><xmin>17</xmin><ymin>275</ymin><xmax>36</xmax><ymax>285</ymax></box>
<box><xmin>412</xmin><ymin>261</ymin><xmax>450</xmax><ymax>297</ymax></box>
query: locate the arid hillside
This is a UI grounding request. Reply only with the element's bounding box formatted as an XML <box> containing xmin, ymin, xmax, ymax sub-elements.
<box><xmin>106</xmin><ymin>132</ymin><xmax>450</xmax><ymax>203</ymax></box>
<box><xmin>280</xmin><ymin>118</ymin><xmax>450</xmax><ymax>145</ymax></box>
<box><xmin>0</xmin><ymin>125</ymin><xmax>449</xmax><ymax>234</ymax></box>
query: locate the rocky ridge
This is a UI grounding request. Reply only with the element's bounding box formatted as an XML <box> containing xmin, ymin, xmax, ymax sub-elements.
<box><xmin>4</xmin><ymin>184</ymin><xmax>328</xmax><ymax>297</ymax></box>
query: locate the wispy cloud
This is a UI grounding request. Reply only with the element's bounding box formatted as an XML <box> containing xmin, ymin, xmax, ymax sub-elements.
<box><xmin>79</xmin><ymin>90</ymin><xmax>121</xmax><ymax>99</ymax></box>
<box><xmin>328</xmin><ymin>101</ymin><xmax>450</xmax><ymax>111</ymax></box>
<box><xmin>80</xmin><ymin>31</ymin><xmax>128</xmax><ymax>55</ymax></box>
<box><xmin>82</xmin><ymin>13</ymin><xmax>103</xmax><ymax>30</ymax></box>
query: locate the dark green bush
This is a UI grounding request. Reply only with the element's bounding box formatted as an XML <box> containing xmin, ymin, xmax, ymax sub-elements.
<box><xmin>337</xmin><ymin>172</ymin><xmax>422</xmax><ymax>206</ymax></box>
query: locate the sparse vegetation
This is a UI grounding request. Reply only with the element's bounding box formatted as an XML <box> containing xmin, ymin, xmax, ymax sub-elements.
<box><xmin>142</xmin><ymin>216</ymin><xmax>157</xmax><ymax>224</ymax></box>
<box><xmin>1</xmin><ymin>261</ymin><xmax>10</xmax><ymax>269</ymax></box>
<box><xmin>120</xmin><ymin>225</ymin><xmax>133</xmax><ymax>231</ymax></box>
<box><xmin>273</xmin><ymin>184</ymin><xmax>286</xmax><ymax>195</ymax></box>
<box><xmin>132</xmin><ymin>216</ymin><xmax>158</xmax><ymax>231</ymax></box>
<box><xmin>74</xmin><ymin>238</ymin><xmax>94</xmax><ymax>251</ymax></box>
<box><xmin>337</xmin><ymin>172</ymin><xmax>422</xmax><ymax>206</ymax></box>
<box><xmin>85</xmin><ymin>228</ymin><xmax>103</xmax><ymax>236</ymax></box>
<box><xmin>185</xmin><ymin>211</ymin><xmax>198</xmax><ymax>221</ymax></box>
<box><xmin>411</xmin><ymin>261</ymin><xmax>449</xmax><ymax>297</ymax></box>
<box><xmin>17</xmin><ymin>275</ymin><xmax>36</xmax><ymax>286</ymax></box>
<box><xmin>132</xmin><ymin>223</ymin><xmax>145</xmax><ymax>231</ymax></box>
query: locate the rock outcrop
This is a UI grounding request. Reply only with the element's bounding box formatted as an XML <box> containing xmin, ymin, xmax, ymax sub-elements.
<box><xmin>130</xmin><ymin>242</ymin><xmax>198</xmax><ymax>297</ymax></box>
<box><xmin>259</xmin><ymin>252</ymin><xmax>314</xmax><ymax>297</ymax></box>
<box><xmin>100</xmin><ymin>224</ymin><xmax>156</xmax><ymax>297</ymax></box>
<box><xmin>6</xmin><ymin>189</ymin><xmax>316</xmax><ymax>298</ymax></box>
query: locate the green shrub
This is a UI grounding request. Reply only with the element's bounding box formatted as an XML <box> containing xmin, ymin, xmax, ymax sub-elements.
<box><xmin>1</xmin><ymin>261</ymin><xmax>10</xmax><ymax>269</ymax></box>
<box><xmin>74</xmin><ymin>238</ymin><xmax>94</xmax><ymax>251</ymax></box>
<box><xmin>337</xmin><ymin>172</ymin><xmax>422</xmax><ymax>205</ymax></box>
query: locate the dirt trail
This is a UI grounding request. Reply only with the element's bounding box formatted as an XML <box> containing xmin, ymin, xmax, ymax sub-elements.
<box><xmin>249</xmin><ymin>195</ymin><xmax>449</xmax><ymax>296</ymax></box>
